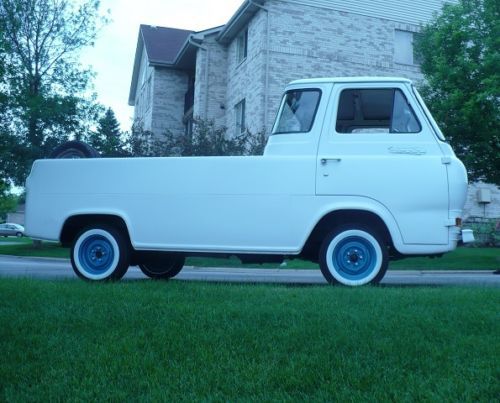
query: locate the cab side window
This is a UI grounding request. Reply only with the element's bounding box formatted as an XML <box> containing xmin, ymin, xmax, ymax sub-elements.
<box><xmin>273</xmin><ymin>89</ymin><xmax>321</xmax><ymax>134</ymax></box>
<box><xmin>336</xmin><ymin>88</ymin><xmax>421</xmax><ymax>134</ymax></box>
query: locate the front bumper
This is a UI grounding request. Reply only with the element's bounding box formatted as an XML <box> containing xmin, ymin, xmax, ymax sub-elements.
<box><xmin>460</xmin><ymin>229</ymin><xmax>475</xmax><ymax>244</ymax></box>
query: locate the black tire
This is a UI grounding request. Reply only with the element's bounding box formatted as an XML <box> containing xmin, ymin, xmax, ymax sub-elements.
<box><xmin>138</xmin><ymin>253</ymin><xmax>185</xmax><ymax>279</ymax></box>
<box><xmin>49</xmin><ymin>141</ymin><xmax>100</xmax><ymax>159</ymax></box>
<box><xmin>70</xmin><ymin>225</ymin><xmax>130</xmax><ymax>281</ymax></box>
<box><xmin>319</xmin><ymin>224</ymin><xmax>388</xmax><ymax>286</ymax></box>
<box><xmin>16</xmin><ymin>232</ymin><xmax>23</xmax><ymax>238</ymax></box>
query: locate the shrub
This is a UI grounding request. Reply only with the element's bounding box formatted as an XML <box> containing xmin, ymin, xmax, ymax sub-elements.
<box><xmin>129</xmin><ymin>118</ymin><xmax>267</xmax><ymax>157</ymax></box>
<box><xmin>465</xmin><ymin>217</ymin><xmax>500</xmax><ymax>247</ymax></box>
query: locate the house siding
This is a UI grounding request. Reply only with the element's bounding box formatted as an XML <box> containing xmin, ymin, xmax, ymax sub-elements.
<box><xmin>133</xmin><ymin>48</ymin><xmax>154</xmax><ymax>130</ymax></box>
<box><xmin>225</xmin><ymin>9</ymin><xmax>268</xmax><ymax>134</ymax></box>
<box><xmin>193</xmin><ymin>34</ymin><xmax>228</xmax><ymax>128</ymax></box>
<box><xmin>464</xmin><ymin>183</ymin><xmax>500</xmax><ymax>220</ymax></box>
<box><xmin>284</xmin><ymin>0</ymin><xmax>457</xmax><ymax>26</ymax></box>
<box><xmin>151</xmin><ymin>68</ymin><xmax>189</xmax><ymax>136</ymax></box>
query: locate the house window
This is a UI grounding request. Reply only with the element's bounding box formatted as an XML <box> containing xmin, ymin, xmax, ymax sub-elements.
<box><xmin>145</xmin><ymin>77</ymin><xmax>152</xmax><ymax>111</ymax></box>
<box><xmin>273</xmin><ymin>89</ymin><xmax>322</xmax><ymax>134</ymax></box>
<box><xmin>184</xmin><ymin>118</ymin><xmax>193</xmax><ymax>137</ymax></box>
<box><xmin>235</xmin><ymin>99</ymin><xmax>246</xmax><ymax>134</ymax></box>
<box><xmin>394</xmin><ymin>30</ymin><xmax>420</xmax><ymax>65</ymax></box>
<box><xmin>335</xmin><ymin>88</ymin><xmax>421</xmax><ymax>134</ymax></box>
<box><xmin>236</xmin><ymin>28</ymin><xmax>248</xmax><ymax>64</ymax></box>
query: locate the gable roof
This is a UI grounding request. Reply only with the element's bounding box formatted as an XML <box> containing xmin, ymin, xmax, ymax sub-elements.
<box><xmin>141</xmin><ymin>25</ymin><xmax>193</xmax><ymax>65</ymax></box>
<box><xmin>128</xmin><ymin>25</ymin><xmax>193</xmax><ymax>105</ymax></box>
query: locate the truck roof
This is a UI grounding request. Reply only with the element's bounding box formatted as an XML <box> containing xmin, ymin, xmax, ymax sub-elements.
<box><xmin>289</xmin><ymin>77</ymin><xmax>413</xmax><ymax>85</ymax></box>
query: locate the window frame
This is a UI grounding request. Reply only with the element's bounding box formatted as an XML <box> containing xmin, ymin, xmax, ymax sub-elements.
<box><xmin>235</xmin><ymin>99</ymin><xmax>246</xmax><ymax>135</ymax></box>
<box><xmin>236</xmin><ymin>28</ymin><xmax>248</xmax><ymax>64</ymax></box>
<box><xmin>394</xmin><ymin>29</ymin><xmax>420</xmax><ymax>66</ymax></box>
<box><xmin>334</xmin><ymin>87</ymin><xmax>422</xmax><ymax>135</ymax></box>
<box><xmin>272</xmin><ymin>88</ymin><xmax>323</xmax><ymax>135</ymax></box>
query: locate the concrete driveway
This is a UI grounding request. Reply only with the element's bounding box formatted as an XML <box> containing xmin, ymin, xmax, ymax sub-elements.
<box><xmin>0</xmin><ymin>255</ymin><xmax>498</xmax><ymax>286</ymax></box>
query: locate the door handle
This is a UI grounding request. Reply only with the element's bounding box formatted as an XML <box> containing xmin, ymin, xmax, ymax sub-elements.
<box><xmin>320</xmin><ymin>158</ymin><xmax>342</xmax><ymax>165</ymax></box>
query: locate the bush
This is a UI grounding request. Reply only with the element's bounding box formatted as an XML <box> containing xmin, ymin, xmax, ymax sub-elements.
<box><xmin>129</xmin><ymin>118</ymin><xmax>267</xmax><ymax>157</ymax></box>
<box><xmin>464</xmin><ymin>217</ymin><xmax>500</xmax><ymax>247</ymax></box>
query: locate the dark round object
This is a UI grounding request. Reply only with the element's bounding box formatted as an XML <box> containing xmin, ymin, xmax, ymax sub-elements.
<box><xmin>49</xmin><ymin>141</ymin><xmax>100</xmax><ymax>159</ymax></box>
<box><xmin>319</xmin><ymin>224</ymin><xmax>388</xmax><ymax>286</ymax></box>
<box><xmin>70</xmin><ymin>225</ymin><xmax>130</xmax><ymax>281</ymax></box>
<box><xmin>139</xmin><ymin>254</ymin><xmax>185</xmax><ymax>279</ymax></box>
<box><xmin>16</xmin><ymin>232</ymin><xmax>23</xmax><ymax>238</ymax></box>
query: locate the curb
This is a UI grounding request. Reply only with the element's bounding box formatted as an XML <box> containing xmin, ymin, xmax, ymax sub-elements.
<box><xmin>0</xmin><ymin>255</ymin><xmax>497</xmax><ymax>274</ymax></box>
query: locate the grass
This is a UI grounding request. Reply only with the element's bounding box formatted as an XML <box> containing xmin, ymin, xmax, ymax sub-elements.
<box><xmin>0</xmin><ymin>238</ymin><xmax>69</xmax><ymax>259</ymax></box>
<box><xmin>0</xmin><ymin>279</ymin><xmax>498</xmax><ymax>401</ymax></box>
<box><xmin>1</xmin><ymin>238</ymin><xmax>498</xmax><ymax>270</ymax></box>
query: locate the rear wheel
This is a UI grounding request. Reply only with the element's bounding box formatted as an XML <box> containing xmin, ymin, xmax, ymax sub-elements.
<box><xmin>138</xmin><ymin>253</ymin><xmax>185</xmax><ymax>279</ymax></box>
<box><xmin>71</xmin><ymin>225</ymin><xmax>130</xmax><ymax>281</ymax></box>
<box><xmin>319</xmin><ymin>225</ymin><xmax>388</xmax><ymax>286</ymax></box>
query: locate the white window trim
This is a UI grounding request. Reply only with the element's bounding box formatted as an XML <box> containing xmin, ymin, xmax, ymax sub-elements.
<box><xmin>235</xmin><ymin>99</ymin><xmax>246</xmax><ymax>135</ymax></box>
<box><xmin>236</xmin><ymin>28</ymin><xmax>248</xmax><ymax>65</ymax></box>
<box><xmin>394</xmin><ymin>29</ymin><xmax>419</xmax><ymax>66</ymax></box>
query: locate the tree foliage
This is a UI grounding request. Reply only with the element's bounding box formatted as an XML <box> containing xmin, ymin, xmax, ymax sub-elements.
<box><xmin>415</xmin><ymin>0</ymin><xmax>500</xmax><ymax>184</ymax></box>
<box><xmin>0</xmin><ymin>180</ymin><xmax>17</xmax><ymax>221</ymax></box>
<box><xmin>0</xmin><ymin>0</ymin><xmax>107</xmax><ymax>184</ymax></box>
<box><xmin>89</xmin><ymin>108</ymin><xmax>126</xmax><ymax>156</ymax></box>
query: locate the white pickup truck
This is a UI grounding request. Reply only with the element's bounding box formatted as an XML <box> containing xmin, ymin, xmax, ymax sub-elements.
<box><xmin>25</xmin><ymin>77</ymin><xmax>474</xmax><ymax>286</ymax></box>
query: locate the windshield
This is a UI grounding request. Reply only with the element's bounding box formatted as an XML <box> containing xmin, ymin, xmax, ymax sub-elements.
<box><xmin>412</xmin><ymin>86</ymin><xmax>446</xmax><ymax>141</ymax></box>
<box><xmin>272</xmin><ymin>89</ymin><xmax>321</xmax><ymax>134</ymax></box>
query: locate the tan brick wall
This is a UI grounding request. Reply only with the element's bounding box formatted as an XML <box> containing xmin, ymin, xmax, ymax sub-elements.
<box><xmin>151</xmin><ymin>68</ymin><xmax>189</xmax><ymax>136</ymax></box>
<box><xmin>464</xmin><ymin>182</ymin><xmax>500</xmax><ymax>220</ymax></box>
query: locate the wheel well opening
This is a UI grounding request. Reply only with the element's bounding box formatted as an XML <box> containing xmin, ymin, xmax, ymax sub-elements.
<box><xmin>60</xmin><ymin>215</ymin><xmax>130</xmax><ymax>247</ymax></box>
<box><xmin>301</xmin><ymin>210</ymin><xmax>393</xmax><ymax>262</ymax></box>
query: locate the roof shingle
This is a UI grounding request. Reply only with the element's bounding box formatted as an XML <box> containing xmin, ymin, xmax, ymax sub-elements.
<box><xmin>140</xmin><ymin>24</ymin><xmax>193</xmax><ymax>65</ymax></box>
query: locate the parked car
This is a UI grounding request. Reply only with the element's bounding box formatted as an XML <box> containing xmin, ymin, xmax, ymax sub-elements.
<box><xmin>0</xmin><ymin>223</ymin><xmax>25</xmax><ymax>237</ymax></box>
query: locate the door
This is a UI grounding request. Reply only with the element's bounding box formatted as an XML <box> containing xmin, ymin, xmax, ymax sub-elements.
<box><xmin>316</xmin><ymin>83</ymin><xmax>449</xmax><ymax>245</ymax></box>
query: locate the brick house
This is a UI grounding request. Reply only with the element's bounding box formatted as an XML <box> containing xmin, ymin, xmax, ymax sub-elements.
<box><xmin>128</xmin><ymin>0</ymin><xmax>455</xmax><ymax>137</ymax></box>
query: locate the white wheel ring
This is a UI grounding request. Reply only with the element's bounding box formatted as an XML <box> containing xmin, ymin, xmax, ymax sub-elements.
<box><xmin>325</xmin><ymin>229</ymin><xmax>383</xmax><ymax>286</ymax></box>
<box><xmin>73</xmin><ymin>229</ymin><xmax>120</xmax><ymax>280</ymax></box>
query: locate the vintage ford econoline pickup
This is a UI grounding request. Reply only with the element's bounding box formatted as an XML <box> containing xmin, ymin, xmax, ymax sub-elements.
<box><xmin>25</xmin><ymin>77</ymin><xmax>474</xmax><ymax>285</ymax></box>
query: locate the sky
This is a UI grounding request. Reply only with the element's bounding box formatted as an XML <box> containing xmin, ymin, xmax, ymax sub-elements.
<box><xmin>80</xmin><ymin>0</ymin><xmax>244</xmax><ymax>131</ymax></box>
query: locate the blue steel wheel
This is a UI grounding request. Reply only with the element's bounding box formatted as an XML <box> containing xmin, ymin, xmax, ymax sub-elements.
<box><xmin>319</xmin><ymin>226</ymin><xmax>388</xmax><ymax>286</ymax></box>
<box><xmin>71</xmin><ymin>226</ymin><xmax>130</xmax><ymax>281</ymax></box>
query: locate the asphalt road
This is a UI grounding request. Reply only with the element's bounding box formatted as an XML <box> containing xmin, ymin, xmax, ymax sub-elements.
<box><xmin>0</xmin><ymin>255</ymin><xmax>498</xmax><ymax>286</ymax></box>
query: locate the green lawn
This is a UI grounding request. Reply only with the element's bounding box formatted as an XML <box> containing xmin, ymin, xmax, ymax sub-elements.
<box><xmin>0</xmin><ymin>279</ymin><xmax>498</xmax><ymax>401</ymax></box>
<box><xmin>0</xmin><ymin>238</ymin><xmax>498</xmax><ymax>270</ymax></box>
<box><xmin>0</xmin><ymin>239</ymin><xmax>69</xmax><ymax>259</ymax></box>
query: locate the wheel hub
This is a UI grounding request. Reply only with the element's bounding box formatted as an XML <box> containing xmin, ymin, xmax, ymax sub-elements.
<box><xmin>78</xmin><ymin>234</ymin><xmax>115</xmax><ymax>274</ymax></box>
<box><xmin>347</xmin><ymin>249</ymin><xmax>363</xmax><ymax>264</ymax></box>
<box><xmin>91</xmin><ymin>247</ymin><xmax>106</xmax><ymax>261</ymax></box>
<box><xmin>332</xmin><ymin>235</ymin><xmax>377</xmax><ymax>280</ymax></box>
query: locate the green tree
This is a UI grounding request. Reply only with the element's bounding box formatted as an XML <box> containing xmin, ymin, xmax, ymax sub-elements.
<box><xmin>0</xmin><ymin>180</ymin><xmax>17</xmax><ymax>222</ymax></box>
<box><xmin>415</xmin><ymin>0</ymin><xmax>500</xmax><ymax>184</ymax></box>
<box><xmin>90</xmin><ymin>107</ymin><xmax>126</xmax><ymax>156</ymax></box>
<box><xmin>0</xmin><ymin>0</ymin><xmax>107</xmax><ymax>185</ymax></box>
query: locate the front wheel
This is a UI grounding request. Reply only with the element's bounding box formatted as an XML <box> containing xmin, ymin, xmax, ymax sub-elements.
<box><xmin>319</xmin><ymin>225</ymin><xmax>388</xmax><ymax>286</ymax></box>
<box><xmin>71</xmin><ymin>225</ymin><xmax>130</xmax><ymax>281</ymax></box>
<box><xmin>16</xmin><ymin>232</ymin><xmax>23</xmax><ymax>238</ymax></box>
<box><xmin>138</xmin><ymin>253</ymin><xmax>185</xmax><ymax>279</ymax></box>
